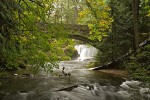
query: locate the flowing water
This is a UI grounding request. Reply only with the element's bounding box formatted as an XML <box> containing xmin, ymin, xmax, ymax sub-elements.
<box><xmin>0</xmin><ymin>45</ymin><xmax>150</xmax><ymax>100</ymax></box>
<box><xmin>0</xmin><ymin>61</ymin><xmax>150</xmax><ymax>100</ymax></box>
<box><xmin>75</xmin><ymin>45</ymin><xmax>98</xmax><ymax>61</ymax></box>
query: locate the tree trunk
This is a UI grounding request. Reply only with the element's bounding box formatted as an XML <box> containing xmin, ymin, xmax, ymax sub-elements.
<box><xmin>73</xmin><ymin>0</ymin><xmax>78</xmax><ymax>24</ymax></box>
<box><xmin>111</xmin><ymin>0</ymin><xmax>115</xmax><ymax>61</ymax></box>
<box><xmin>132</xmin><ymin>0</ymin><xmax>139</xmax><ymax>51</ymax></box>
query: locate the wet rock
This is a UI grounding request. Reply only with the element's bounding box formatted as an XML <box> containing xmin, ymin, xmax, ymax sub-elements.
<box><xmin>120</xmin><ymin>80</ymin><xmax>141</xmax><ymax>89</ymax></box>
<box><xmin>140</xmin><ymin>87</ymin><xmax>150</xmax><ymax>98</ymax></box>
<box><xmin>21</xmin><ymin>74</ymin><xmax>34</xmax><ymax>78</ymax></box>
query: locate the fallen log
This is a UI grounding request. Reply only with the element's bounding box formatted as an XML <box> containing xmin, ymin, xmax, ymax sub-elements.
<box><xmin>92</xmin><ymin>38</ymin><xmax>150</xmax><ymax>70</ymax></box>
<box><xmin>54</xmin><ymin>85</ymin><xmax>78</xmax><ymax>91</ymax></box>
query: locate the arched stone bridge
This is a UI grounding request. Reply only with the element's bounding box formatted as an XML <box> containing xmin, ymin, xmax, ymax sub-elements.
<box><xmin>50</xmin><ymin>23</ymin><xmax>99</xmax><ymax>49</ymax></box>
<box><xmin>38</xmin><ymin>22</ymin><xmax>100</xmax><ymax>50</ymax></box>
<box><xmin>48</xmin><ymin>23</ymin><xmax>90</xmax><ymax>35</ymax></box>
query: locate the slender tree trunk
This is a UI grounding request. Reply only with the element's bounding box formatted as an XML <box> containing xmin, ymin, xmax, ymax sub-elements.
<box><xmin>132</xmin><ymin>0</ymin><xmax>139</xmax><ymax>51</ymax></box>
<box><xmin>73</xmin><ymin>3</ymin><xmax>78</xmax><ymax>24</ymax></box>
<box><xmin>66</xmin><ymin>0</ymin><xmax>70</xmax><ymax>24</ymax></box>
<box><xmin>111</xmin><ymin>0</ymin><xmax>115</xmax><ymax>61</ymax></box>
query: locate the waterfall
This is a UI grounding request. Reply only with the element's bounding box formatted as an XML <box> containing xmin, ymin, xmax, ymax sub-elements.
<box><xmin>75</xmin><ymin>44</ymin><xmax>98</xmax><ymax>61</ymax></box>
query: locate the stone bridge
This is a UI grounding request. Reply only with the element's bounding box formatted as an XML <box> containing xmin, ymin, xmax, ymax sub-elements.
<box><xmin>38</xmin><ymin>22</ymin><xmax>90</xmax><ymax>34</ymax></box>
<box><xmin>39</xmin><ymin>22</ymin><xmax>100</xmax><ymax>50</ymax></box>
<box><xmin>49</xmin><ymin>23</ymin><xmax>90</xmax><ymax>35</ymax></box>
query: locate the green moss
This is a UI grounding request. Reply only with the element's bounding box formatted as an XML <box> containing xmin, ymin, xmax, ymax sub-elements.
<box><xmin>85</xmin><ymin>62</ymin><xmax>97</xmax><ymax>68</ymax></box>
<box><xmin>64</xmin><ymin>46</ymin><xmax>78</xmax><ymax>59</ymax></box>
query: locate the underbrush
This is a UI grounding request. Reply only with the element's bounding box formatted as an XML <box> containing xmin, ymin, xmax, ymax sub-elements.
<box><xmin>123</xmin><ymin>44</ymin><xmax>150</xmax><ymax>82</ymax></box>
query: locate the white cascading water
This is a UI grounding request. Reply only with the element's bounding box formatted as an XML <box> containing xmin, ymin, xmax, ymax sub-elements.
<box><xmin>75</xmin><ymin>44</ymin><xmax>98</xmax><ymax>61</ymax></box>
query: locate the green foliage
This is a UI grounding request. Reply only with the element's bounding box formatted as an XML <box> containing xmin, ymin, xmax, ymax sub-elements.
<box><xmin>46</xmin><ymin>0</ymin><xmax>80</xmax><ymax>24</ymax></box>
<box><xmin>95</xmin><ymin>0</ymin><xmax>150</xmax><ymax>66</ymax></box>
<box><xmin>0</xmin><ymin>0</ymin><xmax>75</xmax><ymax>73</ymax></box>
<box><xmin>124</xmin><ymin>44</ymin><xmax>150</xmax><ymax>82</ymax></box>
<box><xmin>78</xmin><ymin>0</ymin><xmax>112</xmax><ymax>41</ymax></box>
<box><xmin>139</xmin><ymin>0</ymin><xmax>150</xmax><ymax>34</ymax></box>
<box><xmin>80</xmin><ymin>0</ymin><xmax>134</xmax><ymax>66</ymax></box>
<box><xmin>0</xmin><ymin>40</ymin><xmax>20</xmax><ymax>70</ymax></box>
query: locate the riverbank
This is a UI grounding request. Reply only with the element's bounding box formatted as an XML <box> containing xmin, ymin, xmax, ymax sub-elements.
<box><xmin>99</xmin><ymin>69</ymin><xmax>129</xmax><ymax>78</ymax></box>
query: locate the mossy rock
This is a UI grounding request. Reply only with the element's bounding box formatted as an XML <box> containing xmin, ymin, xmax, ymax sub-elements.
<box><xmin>64</xmin><ymin>46</ymin><xmax>79</xmax><ymax>59</ymax></box>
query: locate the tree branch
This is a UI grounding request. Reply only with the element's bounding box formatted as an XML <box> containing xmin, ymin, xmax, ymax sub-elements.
<box><xmin>28</xmin><ymin>0</ymin><xmax>44</xmax><ymax>7</ymax></box>
<box><xmin>85</xmin><ymin>0</ymin><xmax>98</xmax><ymax>20</ymax></box>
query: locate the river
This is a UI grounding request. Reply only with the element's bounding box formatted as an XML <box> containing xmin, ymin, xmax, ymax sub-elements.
<box><xmin>0</xmin><ymin>60</ymin><xmax>150</xmax><ymax>100</ymax></box>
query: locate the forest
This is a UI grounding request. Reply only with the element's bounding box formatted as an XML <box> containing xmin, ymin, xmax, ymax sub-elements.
<box><xmin>0</xmin><ymin>0</ymin><xmax>150</xmax><ymax>82</ymax></box>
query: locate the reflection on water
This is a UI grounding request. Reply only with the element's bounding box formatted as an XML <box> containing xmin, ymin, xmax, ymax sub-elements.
<box><xmin>0</xmin><ymin>61</ymin><xmax>150</xmax><ymax>100</ymax></box>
